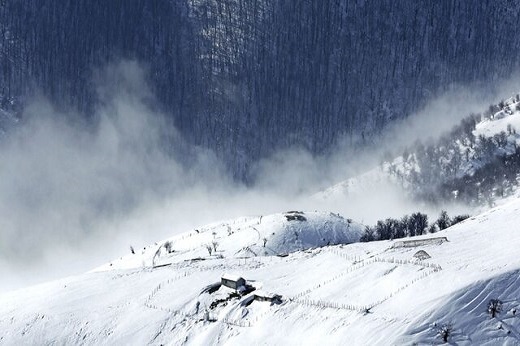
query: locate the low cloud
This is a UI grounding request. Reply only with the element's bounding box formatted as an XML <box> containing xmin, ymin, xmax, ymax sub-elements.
<box><xmin>0</xmin><ymin>61</ymin><xmax>515</xmax><ymax>291</ymax></box>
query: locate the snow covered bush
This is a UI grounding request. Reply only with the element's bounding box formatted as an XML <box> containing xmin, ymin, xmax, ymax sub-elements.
<box><xmin>437</xmin><ymin>322</ymin><xmax>453</xmax><ymax>343</ymax></box>
<box><xmin>164</xmin><ymin>241</ymin><xmax>173</xmax><ymax>254</ymax></box>
<box><xmin>488</xmin><ymin>299</ymin><xmax>503</xmax><ymax>318</ymax></box>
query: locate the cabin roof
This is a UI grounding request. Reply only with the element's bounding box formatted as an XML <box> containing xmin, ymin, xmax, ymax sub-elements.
<box><xmin>393</xmin><ymin>237</ymin><xmax>448</xmax><ymax>248</ymax></box>
<box><xmin>222</xmin><ymin>273</ymin><xmax>244</xmax><ymax>282</ymax></box>
<box><xmin>254</xmin><ymin>290</ymin><xmax>277</xmax><ymax>298</ymax></box>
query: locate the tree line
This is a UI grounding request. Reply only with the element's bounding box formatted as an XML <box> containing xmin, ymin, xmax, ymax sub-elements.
<box><xmin>360</xmin><ymin>210</ymin><xmax>469</xmax><ymax>242</ymax></box>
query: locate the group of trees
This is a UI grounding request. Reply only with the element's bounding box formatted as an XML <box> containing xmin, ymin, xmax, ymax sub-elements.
<box><xmin>360</xmin><ymin>210</ymin><xmax>468</xmax><ymax>242</ymax></box>
<box><xmin>438</xmin><ymin>146</ymin><xmax>520</xmax><ymax>206</ymax></box>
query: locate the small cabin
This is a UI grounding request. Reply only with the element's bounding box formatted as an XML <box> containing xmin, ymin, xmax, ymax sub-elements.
<box><xmin>221</xmin><ymin>274</ymin><xmax>246</xmax><ymax>290</ymax></box>
<box><xmin>413</xmin><ymin>250</ymin><xmax>431</xmax><ymax>260</ymax></box>
<box><xmin>254</xmin><ymin>290</ymin><xmax>282</xmax><ymax>304</ymax></box>
<box><xmin>393</xmin><ymin>237</ymin><xmax>448</xmax><ymax>248</ymax></box>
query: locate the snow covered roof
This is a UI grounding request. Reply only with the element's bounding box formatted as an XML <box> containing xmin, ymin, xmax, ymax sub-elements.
<box><xmin>222</xmin><ymin>273</ymin><xmax>244</xmax><ymax>282</ymax></box>
<box><xmin>254</xmin><ymin>290</ymin><xmax>280</xmax><ymax>299</ymax></box>
<box><xmin>413</xmin><ymin>250</ymin><xmax>431</xmax><ymax>260</ymax></box>
<box><xmin>393</xmin><ymin>237</ymin><xmax>448</xmax><ymax>248</ymax></box>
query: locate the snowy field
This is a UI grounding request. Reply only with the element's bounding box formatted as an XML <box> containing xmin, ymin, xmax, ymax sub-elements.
<box><xmin>1</xmin><ymin>202</ymin><xmax>520</xmax><ymax>345</ymax></box>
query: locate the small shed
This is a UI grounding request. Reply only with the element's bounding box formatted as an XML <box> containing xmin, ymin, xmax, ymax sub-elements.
<box><xmin>221</xmin><ymin>274</ymin><xmax>246</xmax><ymax>290</ymax></box>
<box><xmin>253</xmin><ymin>290</ymin><xmax>282</xmax><ymax>304</ymax></box>
<box><xmin>413</xmin><ymin>250</ymin><xmax>431</xmax><ymax>260</ymax></box>
<box><xmin>393</xmin><ymin>237</ymin><xmax>448</xmax><ymax>248</ymax></box>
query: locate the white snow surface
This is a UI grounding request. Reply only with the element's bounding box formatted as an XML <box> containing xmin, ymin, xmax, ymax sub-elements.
<box><xmin>2</xmin><ymin>204</ymin><xmax>520</xmax><ymax>345</ymax></box>
<box><xmin>474</xmin><ymin>98</ymin><xmax>520</xmax><ymax>139</ymax></box>
<box><xmin>92</xmin><ymin>211</ymin><xmax>363</xmax><ymax>271</ymax></box>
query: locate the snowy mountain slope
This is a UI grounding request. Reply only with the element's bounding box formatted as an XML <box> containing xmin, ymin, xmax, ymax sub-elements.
<box><xmin>474</xmin><ymin>101</ymin><xmax>520</xmax><ymax>139</ymax></box>
<box><xmin>94</xmin><ymin>211</ymin><xmax>364</xmax><ymax>272</ymax></box>
<box><xmin>2</xmin><ymin>201</ymin><xmax>520</xmax><ymax>345</ymax></box>
<box><xmin>314</xmin><ymin>94</ymin><xmax>520</xmax><ymax>209</ymax></box>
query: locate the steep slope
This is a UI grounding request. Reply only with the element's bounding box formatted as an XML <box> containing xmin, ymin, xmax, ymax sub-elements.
<box><xmin>2</xmin><ymin>201</ymin><xmax>520</xmax><ymax>344</ymax></box>
<box><xmin>316</xmin><ymin>94</ymin><xmax>520</xmax><ymax>209</ymax></box>
<box><xmin>3</xmin><ymin>1</ymin><xmax>520</xmax><ymax>178</ymax></box>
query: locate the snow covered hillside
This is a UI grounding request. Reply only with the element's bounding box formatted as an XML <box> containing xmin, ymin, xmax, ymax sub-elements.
<box><xmin>2</xmin><ymin>202</ymin><xmax>520</xmax><ymax>345</ymax></box>
<box><xmin>94</xmin><ymin>211</ymin><xmax>364</xmax><ymax>271</ymax></box>
<box><xmin>316</xmin><ymin>94</ymin><xmax>520</xmax><ymax>209</ymax></box>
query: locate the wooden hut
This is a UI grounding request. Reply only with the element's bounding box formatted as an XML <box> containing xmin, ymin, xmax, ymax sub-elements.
<box><xmin>221</xmin><ymin>274</ymin><xmax>246</xmax><ymax>290</ymax></box>
<box><xmin>253</xmin><ymin>290</ymin><xmax>282</xmax><ymax>304</ymax></box>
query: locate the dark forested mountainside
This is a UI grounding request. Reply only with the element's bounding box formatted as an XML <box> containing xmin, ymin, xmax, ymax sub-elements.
<box><xmin>2</xmin><ymin>0</ymin><xmax>520</xmax><ymax>179</ymax></box>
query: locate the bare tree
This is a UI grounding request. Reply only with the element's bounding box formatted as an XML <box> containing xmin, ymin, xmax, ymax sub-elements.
<box><xmin>164</xmin><ymin>241</ymin><xmax>173</xmax><ymax>253</ymax></box>
<box><xmin>205</xmin><ymin>244</ymin><xmax>213</xmax><ymax>256</ymax></box>
<box><xmin>488</xmin><ymin>299</ymin><xmax>503</xmax><ymax>318</ymax></box>
<box><xmin>211</xmin><ymin>241</ymin><xmax>219</xmax><ymax>252</ymax></box>
<box><xmin>437</xmin><ymin>322</ymin><xmax>453</xmax><ymax>343</ymax></box>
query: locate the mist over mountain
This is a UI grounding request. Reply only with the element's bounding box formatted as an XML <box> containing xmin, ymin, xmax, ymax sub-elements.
<box><xmin>5</xmin><ymin>2</ymin><xmax>520</xmax><ymax>344</ymax></box>
<box><xmin>1</xmin><ymin>0</ymin><xmax>520</xmax><ymax>300</ymax></box>
<box><xmin>2</xmin><ymin>0</ymin><xmax>520</xmax><ymax>178</ymax></box>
